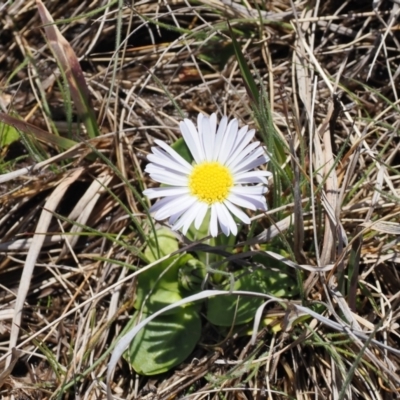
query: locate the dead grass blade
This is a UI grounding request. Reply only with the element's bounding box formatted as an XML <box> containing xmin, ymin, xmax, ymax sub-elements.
<box><xmin>0</xmin><ymin>112</ymin><xmax>77</xmax><ymax>150</ymax></box>
<box><xmin>36</xmin><ymin>0</ymin><xmax>99</xmax><ymax>138</ymax></box>
<box><xmin>6</xmin><ymin>168</ymin><xmax>84</xmax><ymax>367</ymax></box>
<box><xmin>57</xmin><ymin>170</ymin><xmax>113</xmax><ymax>259</ymax></box>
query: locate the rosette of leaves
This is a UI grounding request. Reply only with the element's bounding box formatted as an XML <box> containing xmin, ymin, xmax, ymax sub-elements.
<box><xmin>126</xmin><ymin>228</ymin><xmax>298</xmax><ymax>376</ymax></box>
<box><xmin>126</xmin><ymin>228</ymin><xmax>206</xmax><ymax>375</ymax></box>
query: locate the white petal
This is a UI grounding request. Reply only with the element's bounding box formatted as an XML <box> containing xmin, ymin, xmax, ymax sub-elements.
<box><xmin>231</xmin><ymin>133</ymin><xmax>251</xmax><ymax>163</ymax></box>
<box><xmin>169</xmin><ymin>209</ymin><xmax>185</xmax><ymax>225</ymax></box>
<box><xmin>201</xmin><ymin>114</ymin><xmax>215</xmax><ymax>161</ymax></box>
<box><xmin>194</xmin><ymin>202</ymin><xmax>209</xmax><ymax>229</ymax></box>
<box><xmin>143</xmin><ymin>186</ymin><xmax>190</xmax><ymax>199</ymax></box>
<box><xmin>182</xmin><ymin>202</ymin><xmax>205</xmax><ymax>234</ymax></box>
<box><xmin>226</xmin><ymin>130</ymin><xmax>255</xmax><ymax>168</ymax></box>
<box><xmin>150</xmin><ymin>197</ymin><xmax>186</xmax><ymax>221</ymax></box>
<box><xmin>227</xmin><ymin>141</ymin><xmax>260</xmax><ymax>170</ymax></box>
<box><xmin>235</xmin><ymin>177</ymin><xmax>267</xmax><ymax>185</ymax></box>
<box><xmin>154</xmin><ymin>196</ymin><xmax>193</xmax><ymax>220</ymax></box>
<box><xmin>150</xmin><ymin>145</ymin><xmax>173</xmax><ymax>159</ymax></box>
<box><xmin>148</xmin><ymin>195</ymin><xmax>178</xmax><ymax>213</ymax></box>
<box><xmin>212</xmin><ymin>116</ymin><xmax>228</xmax><ymax>161</ymax></box>
<box><xmin>149</xmin><ymin>147</ymin><xmax>174</xmax><ymax>162</ymax></box>
<box><xmin>223</xmin><ymin>206</ymin><xmax>238</xmax><ymax>236</ymax></box>
<box><xmin>209</xmin><ymin>205</ymin><xmax>219</xmax><ymax>237</ymax></box>
<box><xmin>149</xmin><ymin>147</ymin><xmax>191</xmax><ymax>172</ymax></box>
<box><xmin>180</xmin><ymin>119</ymin><xmax>205</xmax><ymax>163</ymax></box>
<box><xmin>214</xmin><ymin>203</ymin><xmax>229</xmax><ymax>236</ymax></box>
<box><xmin>227</xmin><ymin>193</ymin><xmax>257</xmax><ymax>210</ymax></box>
<box><xmin>171</xmin><ymin>200</ymin><xmax>205</xmax><ymax>234</ymax></box>
<box><xmin>171</xmin><ymin>214</ymin><xmax>189</xmax><ymax>232</ymax></box>
<box><xmin>149</xmin><ymin>172</ymin><xmax>188</xmax><ymax>186</ymax></box>
<box><xmin>148</xmin><ymin>194</ymin><xmax>185</xmax><ymax>215</ymax></box>
<box><xmin>235</xmin><ymin>171</ymin><xmax>270</xmax><ymax>184</ymax></box>
<box><xmin>217</xmin><ymin>118</ymin><xmax>238</xmax><ymax>164</ymax></box>
<box><xmin>233</xmin><ymin>156</ymin><xmax>271</xmax><ymax>175</ymax></box>
<box><xmin>155</xmin><ymin>195</ymin><xmax>196</xmax><ymax>220</ymax></box>
<box><xmin>248</xmin><ymin>195</ymin><xmax>267</xmax><ymax>211</ymax></box>
<box><xmin>228</xmin><ymin>192</ymin><xmax>266</xmax><ymax>210</ymax></box>
<box><xmin>145</xmin><ymin>164</ymin><xmax>188</xmax><ymax>179</ymax></box>
<box><xmin>147</xmin><ymin>154</ymin><xmax>191</xmax><ymax>175</ymax></box>
<box><xmin>209</xmin><ymin>113</ymin><xmax>217</xmax><ymax>137</ymax></box>
<box><xmin>231</xmin><ymin>185</ymin><xmax>267</xmax><ymax>195</ymax></box>
<box><xmin>231</xmin><ymin>146</ymin><xmax>267</xmax><ymax>172</ymax></box>
<box><xmin>153</xmin><ymin>140</ymin><xmax>193</xmax><ymax>171</ymax></box>
<box><xmin>216</xmin><ymin>202</ymin><xmax>237</xmax><ymax>236</ymax></box>
<box><xmin>232</xmin><ymin>125</ymin><xmax>249</xmax><ymax>150</ymax></box>
<box><xmin>223</xmin><ymin>200</ymin><xmax>251</xmax><ymax>224</ymax></box>
<box><xmin>172</xmin><ymin>207</ymin><xmax>195</xmax><ymax>234</ymax></box>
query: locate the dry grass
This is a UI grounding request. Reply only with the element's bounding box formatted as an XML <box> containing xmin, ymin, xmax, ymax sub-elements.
<box><xmin>1</xmin><ymin>0</ymin><xmax>400</xmax><ymax>399</ymax></box>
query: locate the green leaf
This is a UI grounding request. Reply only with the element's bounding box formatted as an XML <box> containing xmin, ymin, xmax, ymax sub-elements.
<box><xmin>178</xmin><ymin>258</ymin><xmax>206</xmax><ymax>293</ymax></box>
<box><xmin>136</xmin><ymin>228</ymin><xmax>206</xmax><ymax>313</ymax></box>
<box><xmin>136</xmin><ymin>228</ymin><xmax>195</xmax><ymax>313</ymax></box>
<box><xmin>144</xmin><ymin>227</ymin><xmax>179</xmax><ymax>263</ymax></box>
<box><xmin>0</xmin><ymin>123</ymin><xmax>19</xmax><ymax>147</ymax></box>
<box><xmin>126</xmin><ymin>308</ymin><xmax>201</xmax><ymax>375</ymax></box>
<box><xmin>171</xmin><ymin>137</ymin><xmax>193</xmax><ymax>164</ymax></box>
<box><xmin>207</xmin><ymin>270</ymin><xmax>266</xmax><ymax>326</ymax></box>
<box><xmin>252</xmin><ymin>253</ymin><xmax>298</xmax><ymax>297</ymax></box>
<box><xmin>135</xmin><ymin>253</ymin><xmax>192</xmax><ymax>313</ymax></box>
<box><xmin>207</xmin><ymin>267</ymin><xmax>296</xmax><ymax>326</ymax></box>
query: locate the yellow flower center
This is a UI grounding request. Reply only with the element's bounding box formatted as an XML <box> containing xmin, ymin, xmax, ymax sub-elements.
<box><xmin>189</xmin><ymin>162</ymin><xmax>233</xmax><ymax>204</ymax></box>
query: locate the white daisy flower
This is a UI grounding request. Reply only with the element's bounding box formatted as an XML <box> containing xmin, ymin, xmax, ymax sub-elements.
<box><xmin>143</xmin><ymin>113</ymin><xmax>271</xmax><ymax>237</ymax></box>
